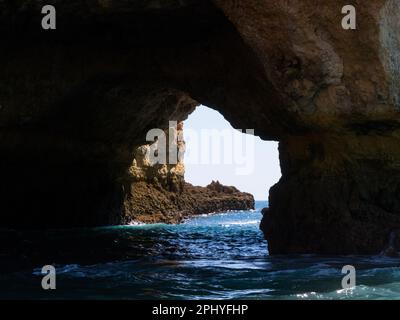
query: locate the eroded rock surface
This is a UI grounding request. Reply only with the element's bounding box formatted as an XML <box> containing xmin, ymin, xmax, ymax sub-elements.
<box><xmin>1</xmin><ymin>1</ymin><xmax>400</xmax><ymax>254</ymax></box>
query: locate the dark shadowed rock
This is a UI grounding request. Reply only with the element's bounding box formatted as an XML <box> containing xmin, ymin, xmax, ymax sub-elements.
<box><xmin>1</xmin><ymin>1</ymin><xmax>400</xmax><ymax>254</ymax></box>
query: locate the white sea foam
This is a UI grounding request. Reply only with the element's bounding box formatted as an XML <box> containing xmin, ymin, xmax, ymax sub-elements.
<box><xmin>222</xmin><ymin>220</ymin><xmax>259</xmax><ymax>227</ymax></box>
<box><xmin>127</xmin><ymin>221</ymin><xmax>146</xmax><ymax>226</ymax></box>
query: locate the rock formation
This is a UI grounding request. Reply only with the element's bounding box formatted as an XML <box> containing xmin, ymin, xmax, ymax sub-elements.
<box><xmin>123</xmin><ymin>122</ymin><xmax>254</xmax><ymax>224</ymax></box>
<box><xmin>1</xmin><ymin>1</ymin><xmax>400</xmax><ymax>254</ymax></box>
<box><xmin>126</xmin><ymin>180</ymin><xmax>254</xmax><ymax>224</ymax></box>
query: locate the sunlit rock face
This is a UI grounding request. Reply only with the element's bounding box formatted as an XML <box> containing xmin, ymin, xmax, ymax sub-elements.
<box><xmin>124</xmin><ymin>123</ymin><xmax>254</xmax><ymax>224</ymax></box>
<box><xmin>128</xmin><ymin>122</ymin><xmax>186</xmax><ymax>193</ymax></box>
<box><xmin>1</xmin><ymin>1</ymin><xmax>400</xmax><ymax>253</ymax></box>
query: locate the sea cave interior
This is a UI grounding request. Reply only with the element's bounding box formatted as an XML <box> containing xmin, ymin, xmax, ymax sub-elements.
<box><xmin>1</xmin><ymin>0</ymin><xmax>400</xmax><ymax>302</ymax></box>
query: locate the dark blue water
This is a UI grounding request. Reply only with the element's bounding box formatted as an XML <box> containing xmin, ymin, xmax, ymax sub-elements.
<box><xmin>1</xmin><ymin>201</ymin><xmax>400</xmax><ymax>299</ymax></box>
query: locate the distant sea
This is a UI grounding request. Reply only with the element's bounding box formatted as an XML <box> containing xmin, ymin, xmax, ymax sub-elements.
<box><xmin>1</xmin><ymin>201</ymin><xmax>400</xmax><ymax>299</ymax></box>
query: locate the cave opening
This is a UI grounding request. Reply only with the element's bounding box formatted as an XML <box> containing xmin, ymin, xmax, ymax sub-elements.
<box><xmin>184</xmin><ymin>105</ymin><xmax>282</xmax><ymax>202</ymax></box>
<box><xmin>125</xmin><ymin>102</ymin><xmax>282</xmax><ymax>226</ymax></box>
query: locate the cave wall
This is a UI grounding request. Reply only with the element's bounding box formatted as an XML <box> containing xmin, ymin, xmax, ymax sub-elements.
<box><xmin>1</xmin><ymin>1</ymin><xmax>400</xmax><ymax>254</ymax></box>
<box><xmin>0</xmin><ymin>0</ymin><xmax>276</xmax><ymax>228</ymax></box>
<box><xmin>213</xmin><ymin>0</ymin><xmax>400</xmax><ymax>254</ymax></box>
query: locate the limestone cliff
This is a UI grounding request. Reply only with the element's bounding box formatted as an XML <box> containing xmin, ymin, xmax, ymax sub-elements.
<box><xmin>128</xmin><ymin>122</ymin><xmax>187</xmax><ymax>193</ymax></box>
<box><xmin>1</xmin><ymin>1</ymin><xmax>400</xmax><ymax>254</ymax></box>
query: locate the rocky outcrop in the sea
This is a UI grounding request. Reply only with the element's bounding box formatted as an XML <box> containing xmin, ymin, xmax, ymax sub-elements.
<box><xmin>125</xmin><ymin>180</ymin><xmax>254</xmax><ymax>224</ymax></box>
<box><xmin>1</xmin><ymin>1</ymin><xmax>400</xmax><ymax>254</ymax></box>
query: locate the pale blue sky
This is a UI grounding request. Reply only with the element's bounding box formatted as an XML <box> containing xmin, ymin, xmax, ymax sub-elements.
<box><xmin>184</xmin><ymin>105</ymin><xmax>281</xmax><ymax>200</ymax></box>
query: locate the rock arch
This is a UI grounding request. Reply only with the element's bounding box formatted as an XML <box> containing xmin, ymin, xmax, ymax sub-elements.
<box><xmin>1</xmin><ymin>0</ymin><xmax>400</xmax><ymax>254</ymax></box>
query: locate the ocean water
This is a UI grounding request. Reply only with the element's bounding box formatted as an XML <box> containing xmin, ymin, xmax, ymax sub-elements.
<box><xmin>1</xmin><ymin>201</ymin><xmax>400</xmax><ymax>300</ymax></box>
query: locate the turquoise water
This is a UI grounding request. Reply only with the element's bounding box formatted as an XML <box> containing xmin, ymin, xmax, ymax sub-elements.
<box><xmin>1</xmin><ymin>201</ymin><xmax>400</xmax><ymax>299</ymax></box>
